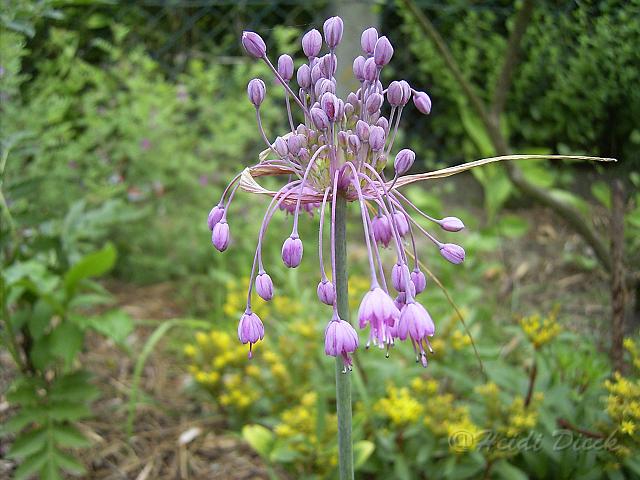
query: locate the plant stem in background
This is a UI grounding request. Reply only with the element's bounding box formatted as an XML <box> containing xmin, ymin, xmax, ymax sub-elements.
<box><xmin>334</xmin><ymin>195</ymin><xmax>354</xmax><ymax>480</ymax></box>
<box><xmin>610</xmin><ymin>179</ymin><xmax>626</xmax><ymax>371</ymax></box>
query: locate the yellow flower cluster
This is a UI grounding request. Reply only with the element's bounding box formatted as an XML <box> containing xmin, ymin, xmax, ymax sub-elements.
<box><xmin>348</xmin><ymin>275</ymin><xmax>370</xmax><ymax>311</ymax></box>
<box><xmin>604</xmin><ymin>371</ymin><xmax>640</xmax><ymax>443</ymax></box>
<box><xmin>375</xmin><ymin>386</ymin><xmax>424</xmax><ymax>426</ymax></box>
<box><xmin>520</xmin><ymin>309</ymin><xmax>562</xmax><ymax>349</ymax></box>
<box><xmin>274</xmin><ymin>392</ymin><xmax>338</xmax><ymax>471</ymax></box>
<box><xmin>185</xmin><ymin>330</ymin><xmax>261</xmax><ymax>412</ymax></box>
<box><xmin>623</xmin><ymin>337</ymin><xmax>640</xmax><ymax>371</ymax></box>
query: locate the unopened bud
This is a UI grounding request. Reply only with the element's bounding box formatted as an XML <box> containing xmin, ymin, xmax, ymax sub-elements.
<box><xmin>374</xmin><ymin>36</ymin><xmax>393</xmax><ymax>66</ymax></box>
<box><xmin>277</xmin><ymin>54</ymin><xmax>294</xmax><ymax>81</ymax></box>
<box><xmin>317</xmin><ymin>280</ymin><xmax>335</xmax><ymax>305</ymax></box>
<box><xmin>256</xmin><ymin>272</ymin><xmax>274</xmax><ymax>301</ymax></box>
<box><xmin>247</xmin><ymin>78</ymin><xmax>266</xmax><ymax>107</ymax></box>
<box><xmin>352</xmin><ymin>56</ymin><xmax>366</xmax><ymax>81</ymax></box>
<box><xmin>296</xmin><ymin>64</ymin><xmax>311</xmax><ymax>89</ymax></box>
<box><xmin>212</xmin><ymin>221</ymin><xmax>230</xmax><ymax>252</ymax></box>
<box><xmin>387</xmin><ymin>81</ymin><xmax>404</xmax><ymax>107</ymax></box>
<box><xmin>242</xmin><ymin>31</ymin><xmax>267</xmax><ymax>58</ymax></box>
<box><xmin>413</xmin><ymin>91</ymin><xmax>432</xmax><ymax>114</ymax></box>
<box><xmin>310</xmin><ymin>107</ymin><xmax>330</xmax><ymax>130</ymax></box>
<box><xmin>323</xmin><ymin>16</ymin><xmax>344</xmax><ymax>48</ymax></box>
<box><xmin>394</xmin><ymin>148</ymin><xmax>415</xmax><ymax>175</ymax></box>
<box><xmin>363</xmin><ymin>57</ymin><xmax>377</xmax><ymax>82</ymax></box>
<box><xmin>440</xmin><ymin>216</ymin><xmax>465</xmax><ymax>232</ymax></box>
<box><xmin>302</xmin><ymin>29</ymin><xmax>322</xmax><ymax>58</ymax></box>
<box><xmin>411</xmin><ymin>269</ymin><xmax>427</xmax><ymax>294</ymax></box>
<box><xmin>369</xmin><ymin>125</ymin><xmax>386</xmax><ymax>151</ymax></box>
<box><xmin>207</xmin><ymin>204</ymin><xmax>224</xmax><ymax>230</ymax></box>
<box><xmin>273</xmin><ymin>136</ymin><xmax>288</xmax><ymax>156</ymax></box>
<box><xmin>282</xmin><ymin>236</ymin><xmax>303</xmax><ymax>268</ymax></box>
<box><xmin>361</xmin><ymin>27</ymin><xmax>378</xmax><ymax>55</ymax></box>
<box><xmin>366</xmin><ymin>92</ymin><xmax>384</xmax><ymax>115</ymax></box>
<box><xmin>439</xmin><ymin>243</ymin><xmax>465</xmax><ymax>264</ymax></box>
<box><xmin>356</xmin><ymin>120</ymin><xmax>370</xmax><ymax>142</ymax></box>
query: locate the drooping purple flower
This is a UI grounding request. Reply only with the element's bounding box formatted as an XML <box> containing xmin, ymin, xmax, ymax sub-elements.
<box><xmin>391</xmin><ymin>262</ymin><xmax>412</xmax><ymax>292</ymax></box>
<box><xmin>372</xmin><ymin>214</ymin><xmax>392</xmax><ymax>247</ymax></box>
<box><xmin>317</xmin><ymin>279</ymin><xmax>335</xmax><ymax>305</ymax></box>
<box><xmin>207</xmin><ymin>204</ymin><xmax>224</xmax><ymax>230</ymax></box>
<box><xmin>324</xmin><ymin>315</ymin><xmax>359</xmax><ymax>369</ymax></box>
<box><xmin>361</xmin><ymin>27</ymin><xmax>378</xmax><ymax>55</ymax></box>
<box><xmin>440</xmin><ymin>216</ymin><xmax>465</xmax><ymax>232</ymax></box>
<box><xmin>256</xmin><ymin>272</ymin><xmax>274</xmax><ymax>301</ymax></box>
<box><xmin>302</xmin><ymin>29</ymin><xmax>322</xmax><ymax>58</ymax></box>
<box><xmin>413</xmin><ymin>91</ymin><xmax>432</xmax><ymax>114</ymax></box>
<box><xmin>212</xmin><ymin>221</ymin><xmax>230</xmax><ymax>252</ymax></box>
<box><xmin>282</xmin><ymin>235</ymin><xmax>303</xmax><ymax>268</ymax></box>
<box><xmin>238</xmin><ymin>309</ymin><xmax>265</xmax><ymax>358</ymax></box>
<box><xmin>440</xmin><ymin>243</ymin><xmax>465</xmax><ymax>264</ymax></box>
<box><xmin>323</xmin><ymin>16</ymin><xmax>344</xmax><ymax>48</ymax></box>
<box><xmin>358</xmin><ymin>287</ymin><xmax>400</xmax><ymax>347</ymax></box>
<box><xmin>373</xmin><ymin>36</ymin><xmax>393</xmax><ymax>66</ymax></box>
<box><xmin>411</xmin><ymin>269</ymin><xmax>427</xmax><ymax>294</ymax></box>
<box><xmin>397</xmin><ymin>301</ymin><xmax>435</xmax><ymax>367</ymax></box>
<box><xmin>393</xmin><ymin>211</ymin><xmax>409</xmax><ymax>236</ymax></box>
<box><xmin>247</xmin><ymin>78</ymin><xmax>266</xmax><ymax>107</ymax></box>
<box><xmin>242</xmin><ymin>31</ymin><xmax>267</xmax><ymax>58</ymax></box>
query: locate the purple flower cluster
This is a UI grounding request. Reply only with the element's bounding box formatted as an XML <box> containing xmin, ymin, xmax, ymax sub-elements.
<box><xmin>208</xmin><ymin>17</ymin><xmax>467</xmax><ymax>369</ymax></box>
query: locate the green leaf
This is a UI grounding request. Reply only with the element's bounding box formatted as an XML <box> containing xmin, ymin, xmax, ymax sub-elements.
<box><xmin>52</xmin><ymin>425</ymin><xmax>90</xmax><ymax>448</ymax></box>
<box><xmin>53</xmin><ymin>448</ymin><xmax>86</xmax><ymax>475</ymax></box>
<box><xmin>591</xmin><ymin>182</ymin><xmax>611</xmax><ymax>209</ymax></box>
<box><xmin>40</xmin><ymin>459</ymin><xmax>63</xmax><ymax>480</ymax></box>
<box><xmin>49</xmin><ymin>322</ymin><xmax>84</xmax><ymax>367</ymax></box>
<box><xmin>353</xmin><ymin>440</ymin><xmax>375</xmax><ymax>469</ymax></box>
<box><xmin>77</xmin><ymin>309</ymin><xmax>133</xmax><ymax>344</ymax></box>
<box><xmin>47</xmin><ymin>401</ymin><xmax>92</xmax><ymax>422</ymax></box>
<box><xmin>7</xmin><ymin>427</ymin><xmax>47</xmax><ymax>459</ymax></box>
<box><xmin>2</xmin><ymin>408</ymin><xmax>47</xmax><ymax>434</ymax></box>
<box><xmin>29</xmin><ymin>299</ymin><xmax>54</xmax><ymax>340</ymax></box>
<box><xmin>63</xmin><ymin>243</ymin><xmax>117</xmax><ymax>296</ymax></box>
<box><xmin>13</xmin><ymin>450</ymin><xmax>48</xmax><ymax>480</ymax></box>
<box><xmin>493</xmin><ymin>460</ymin><xmax>528</xmax><ymax>480</ymax></box>
<box><xmin>242</xmin><ymin>424</ymin><xmax>274</xmax><ymax>458</ymax></box>
<box><xmin>50</xmin><ymin>372</ymin><xmax>99</xmax><ymax>402</ymax></box>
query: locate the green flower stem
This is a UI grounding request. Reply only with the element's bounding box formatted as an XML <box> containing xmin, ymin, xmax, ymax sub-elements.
<box><xmin>334</xmin><ymin>195</ymin><xmax>354</xmax><ymax>480</ymax></box>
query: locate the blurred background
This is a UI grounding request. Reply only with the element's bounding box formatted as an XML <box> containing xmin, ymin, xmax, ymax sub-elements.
<box><xmin>1</xmin><ymin>1</ymin><xmax>639</xmax><ymax>479</ymax></box>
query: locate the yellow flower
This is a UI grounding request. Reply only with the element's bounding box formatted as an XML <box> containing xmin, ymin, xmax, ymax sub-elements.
<box><xmin>520</xmin><ymin>309</ymin><xmax>562</xmax><ymax>349</ymax></box>
<box><xmin>183</xmin><ymin>344</ymin><xmax>197</xmax><ymax>357</ymax></box>
<box><xmin>620</xmin><ymin>421</ymin><xmax>636</xmax><ymax>436</ymax></box>
<box><xmin>375</xmin><ymin>386</ymin><xmax>424</xmax><ymax>426</ymax></box>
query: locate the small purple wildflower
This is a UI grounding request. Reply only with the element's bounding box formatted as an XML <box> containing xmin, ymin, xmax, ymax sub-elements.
<box><xmin>325</xmin><ymin>313</ymin><xmax>359</xmax><ymax>370</ymax></box>
<box><xmin>238</xmin><ymin>309</ymin><xmax>265</xmax><ymax>358</ymax></box>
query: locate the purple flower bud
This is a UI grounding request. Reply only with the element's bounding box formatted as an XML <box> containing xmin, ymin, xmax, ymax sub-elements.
<box><xmin>317</xmin><ymin>279</ymin><xmax>335</xmax><ymax>305</ymax></box>
<box><xmin>352</xmin><ymin>56</ymin><xmax>366</xmax><ymax>81</ymax></box>
<box><xmin>321</xmin><ymin>92</ymin><xmax>338</xmax><ymax>120</ymax></box>
<box><xmin>238</xmin><ymin>309</ymin><xmax>265</xmax><ymax>358</ymax></box>
<box><xmin>393</xmin><ymin>211</ymin><xmax>409</xmax><ymax>236</ymax></box>
<box><xmin>374</xmin><ymin>36</ymin><xmax>394</xmax><ymax>66</ymax></box>
<box><xmin>337</xmin><ymin>164</ymin><xmax>353</xmax><ymax>190</ymax></box>
<box><xmin>298</xmin><ymin>148</ymin><xmax>310</xmax><ymax>162</ymax></box>
<box><xmin>413</xmin><ymin>91</ymin><xmax>432</xmax><ymax>114</ymax></box>
<box><xmin>376</xmin><ymin>116</ymin><xmax>389</xmax><ymax>132</ymax></box>
<box><xmin>361</xmin><ymin>27</ymin><xmax>378</xmax><ymax>55</ymax></box>
<box><xmin>411</xmin><ymin>269</ymin><xmax>427</xmax><ymax>294</ymax></box>
<box><xmin>255</xmin><ymin>272</ymin><xmax>274</xmax><ymax>301</ymax></box>
<box><xmin>287</xmin><ymin>134</ymin><xmax>304</xmax><ymax>154</ymax></box>
<box><xmin>207</xmin><ymin>204</ymin><xmax>224</xmax><ymax>230</ymax></box>
<box><xmin>282</xmin><ymin>235</ymin><xmax>303</xmax><ymax>268</ymax></box>
<box><xmin>440</xmin><ymin>216</ymin><xmax>465</xmax><ymax>232</ymax></box>
<box><xmin>242</xmin><ymin>31</ymin><xmax>267</xmax><ymax>58</ymax></box>
<box><xmin>347</xmin><ymin>134</ymin><xmax>360</xmax><ymax>153</ymax></box>
<box><xmin>311</xmin><ymin>63</ymin><xmax>323</xmax><ymax>84</ymax></box>
<box><xmin>277</xmin><ymin>54</ymin><xmax>294</xmax><ymax>81</ymax></box>
<box><xmin>369</xmin><ymin>125</ymin><xmax>386</xmax><ymax>151</ymax></box>
<box><xmin>366</xmin><ymin>92</ymin><xmax>384</xmax><ymax>115</ymax></box>
<box><xmin>320</xmin><ymin>53</ymin><xmax>337</xmax><ymax>77</ymax></box>
<box><xmin>315</xmin><ymin>78</ymin><xmax>335</xmax><ymax>98</ymax></box>
<box><xmin>387</xmin><ymin>80</ymin><xmax>404</xmax><ymax>107</ymax></box>
<box><xmin>273</xmin><ymin>136</ymin><xmax>288</xmax><ymax>156</ymax></box>
<box><xmin>400</xmin><ymin>81</ymin><xmax>412</xmax><ymax>105</ymax></box>
<box><xmin>392</xmin><ymin>262</ymin><xmax>412</xmax><ymax>292</ymax></box>
<box><xmin>440</xmin><ymin>243</ymin><xmax>465</xmax><ymax>264</ymax></box>
<box><xmin>302</xmin><ymin>29</ymin><xmax>322</xmax><ymax>58</ymax></box>
<box><xmin>345</xmin><ymin>103</ymin><xmax>355</xmax><ymax>117</ymax></box>
<box><xmin>356</xmin><ymin>120</ymin><xmax>370</xmax><ymax>142</ymax></box>
<box><xmin>310</xmin><ymin>107</ymin><xmax>330</xmax><ymax>130</ymax></box>
<box><xmin>324</xmin><ymin>316</ymin><xmax>358</xmax><ymax>368</ymax></box>
<box><xmin>337</xmin><ymin>130</ymin><xmax>348</xmax><ymax>146</ymax></box>
<box><xmin>372</xmin><ymin>214</ymin><xmax>392</xmax><ymax>247</ymax></box>
<box><xmin>296</xmin><ymin>64</ymin><xmax>311</xmax><ymax>89</ymax></box>
<box><xmin>394</xmin><ymin>148</ymin><xmax>416</xmax><ymax>175</ymax></box>
<box><xmin>393</xmin><ymin>292</ymin><xmax>406</xmax><ymax>312</ymax></box>
<box><xmin>323</xmin><ymin>16</ymin><xmax>344</xmax><ymax>48</ymax></box>
<box><xmin>212</xmin><ymin>221</ymin><xmax>230</xmax><ymax>252</ymax></box>
<box><xmin>247</xmin><ymin>78</ymin><xmax>266</xmax><ymax>107</ymax></box>
<box><xmin>363</xmin><ymin>57</ymin><xmax>377</xmax><ymax>82</ymax></box>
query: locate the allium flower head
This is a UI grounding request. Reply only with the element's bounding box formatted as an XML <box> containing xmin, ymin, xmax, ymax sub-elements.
<box><xmin>205</xmin><ymin>15</ymin><xmax>595</xmax><ymax>364</ymax></box>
